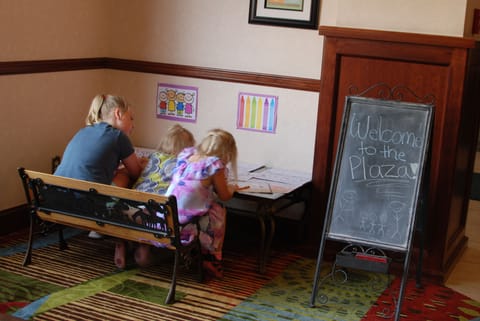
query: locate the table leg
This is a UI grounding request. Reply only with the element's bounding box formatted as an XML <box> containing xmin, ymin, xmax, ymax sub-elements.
<box><xmin>259</xmin><ymin>213</ymin><xmax>275</xmax><ymax>274</ymax></box>
<box><xmin>256</xmin><ymin>214</ymin><xmax>266</xmax><ymax>273</ymax></box>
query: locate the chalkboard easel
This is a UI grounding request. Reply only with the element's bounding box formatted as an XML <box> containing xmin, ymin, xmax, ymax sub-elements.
<box><xmin>309</xmin><ymin>96</ymin><xmax>433</xmax><ymax>321</ymax></box>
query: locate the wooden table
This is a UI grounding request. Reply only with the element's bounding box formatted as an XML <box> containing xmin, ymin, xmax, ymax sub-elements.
<box><xmin>223</xmin><ymin>165</ymin><xmax>311</xmax><ymax>273</ymax></box>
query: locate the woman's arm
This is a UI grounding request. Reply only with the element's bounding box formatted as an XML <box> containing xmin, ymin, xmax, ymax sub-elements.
<box><xmin>114</xmin><ymin>152</ymin><xmax>143</xmax><ymax>187</ymax></box>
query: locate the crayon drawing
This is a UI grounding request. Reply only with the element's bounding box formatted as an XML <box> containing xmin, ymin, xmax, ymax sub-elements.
<box><xmin>237</xmin><ymin>92</ymin><xmax>278</xmax><ymax>133</ymax></box>
<box><xmin>156</xmin><ymin>83</ymin><xmax>198</xmax><ymax>122</ymax></box>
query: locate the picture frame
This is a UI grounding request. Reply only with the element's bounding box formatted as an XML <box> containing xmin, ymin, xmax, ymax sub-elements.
<box><xmin>249</xmin><ymin>0</ymin><xmax>319</xmax><ymax>29</ymax></box>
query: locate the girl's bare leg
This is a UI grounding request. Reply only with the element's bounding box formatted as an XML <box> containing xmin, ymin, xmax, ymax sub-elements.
<box><xmin>135</xmin><ymin>244</ymin><xmax>152</xmax><ymax>267</ymax></box>
<box><xmin>114</xmin><ymin>240</ymin><xmax>127</xmax><ymax>269</ymax></box>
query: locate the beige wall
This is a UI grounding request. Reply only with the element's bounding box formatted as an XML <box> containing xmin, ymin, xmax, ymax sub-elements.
<box><xmin>1</xmin><ymin>0</ymin><xmax>474</xmax><ymax>210</ymax></box>
<box><xmin>466</xmin><ymin>0</ymin><xmax>480</xmax><ymax>39</ymax></box>
<box><xmin>0</xmin><ymin>0</ymin><xmax>110</xmax><ymax>60</ymax></box>
<box><xmin>332</xmin><ymin>0</ymin><xmax>468</xmax><ymax>36</ymax></box>
<box><xmin>108</xmin><ymin>1</ymin><xmax>323</xmax><ymax>78</ymax></box>
<box><xmin>105</xmin><ymin>70</ymin><xmax>319</xmax><ymax>170</ymax></box>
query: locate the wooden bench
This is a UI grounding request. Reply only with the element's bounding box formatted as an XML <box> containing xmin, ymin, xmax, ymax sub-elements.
<box><xmin>17</xmin><ymin>168</ymin><xmax>203</xmax><ymax>304</ymax></box>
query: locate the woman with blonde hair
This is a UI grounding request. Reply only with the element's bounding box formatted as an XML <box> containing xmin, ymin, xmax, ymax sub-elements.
<box><xmin>55</xmin><ymin>94</ymin><xmax>143</xmax><ymax>186</ymax></box>
<box><xmin>55</xmin><ymin>94</ymin><xmax>144</xmax><ymax>242</ymax></box>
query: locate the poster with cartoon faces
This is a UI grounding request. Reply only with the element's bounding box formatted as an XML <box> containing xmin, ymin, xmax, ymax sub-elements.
<box><xmin>157</xmin><ymin>83</ymin><xmax>198</xmax><ymax>122</ymax></box>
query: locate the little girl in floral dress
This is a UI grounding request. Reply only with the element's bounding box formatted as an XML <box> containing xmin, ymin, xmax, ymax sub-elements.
<box><xmin>166</xmin><ymin>128</ymin><xmax>240</xmax><ymax>278</ymax></box>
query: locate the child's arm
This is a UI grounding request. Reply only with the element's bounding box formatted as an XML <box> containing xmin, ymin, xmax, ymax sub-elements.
<box><xmin>212</xmin><ymin>168</ymin><xmax>239</xmax><ymax>201</ymax></box>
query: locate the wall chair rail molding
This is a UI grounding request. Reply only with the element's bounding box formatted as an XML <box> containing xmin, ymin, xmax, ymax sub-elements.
<box><xmin>0</xmin><ymin>58</ymin><xmax>321</xmax><ymax>92</ymax></box>
<box><xmin>0</xmin><ymin>58</ymin><xmax>106</xmax><ymax>75</ymax></box>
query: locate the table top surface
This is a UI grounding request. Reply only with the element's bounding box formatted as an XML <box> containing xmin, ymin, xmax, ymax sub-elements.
<box><xmin>233</xmin><ymin>163</ymin><xmax>311</xmax><ymax>200</ymax></box>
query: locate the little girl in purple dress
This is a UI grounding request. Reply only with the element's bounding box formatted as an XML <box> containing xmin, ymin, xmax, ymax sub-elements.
<box><xmin>166</xmin><ymin>128</ymin><xmax>240</xmax><ymax>278</ymax></box>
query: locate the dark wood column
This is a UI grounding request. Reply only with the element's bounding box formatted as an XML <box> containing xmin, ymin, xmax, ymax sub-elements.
<box><xmin>309</xmin><ymin>26</ymin><xmax>480</xmax><ymax>281</ymax></box>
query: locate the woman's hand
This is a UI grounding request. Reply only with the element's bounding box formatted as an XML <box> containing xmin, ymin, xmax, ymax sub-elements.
<box><xmin>139</xmin><ymin>156</ymin><xmax>149</xmax><ymax>169</ymax></box>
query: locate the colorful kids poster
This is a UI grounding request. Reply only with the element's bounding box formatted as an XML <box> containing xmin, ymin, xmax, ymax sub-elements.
<box><xmin>156</xmin><ymin>83</ymin><xmax>198</xmax><ymax>122</ymax></box>
<box><xmin>237</xmin><ymin>92</ymin><xmax>278</xmax><ymax>133</ymax></box>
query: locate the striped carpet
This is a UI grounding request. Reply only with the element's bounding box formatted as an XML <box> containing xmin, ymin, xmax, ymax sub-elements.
<box><xmin>0</xmin><ymin>228</ymin><xmax>301</xmax><ymax>320</ymax></box>
<box><xmin>3</xmin><ymin>229</ymin><xmax>480</xmax><ymax>320</ymax></box>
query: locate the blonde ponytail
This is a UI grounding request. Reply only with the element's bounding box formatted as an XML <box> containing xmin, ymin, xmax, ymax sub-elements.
<box><xmin>85</xmin><ymin>94</ymin><xmax>129</xmax><ymax>125</ymax></box>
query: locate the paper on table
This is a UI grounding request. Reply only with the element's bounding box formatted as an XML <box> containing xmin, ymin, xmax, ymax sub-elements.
<box><xmin>250</xmin><ymin>167</ymin><xmax>311</xmax><ymax>186</ymax></box>
<box><xmin>236</xmin><ymin>179</ymin><xmax>272</xmax><ymax>194</ymax></box>
<box><xmin>235</xmin><ymin>163</ymin><xmax>267</xmax><ymax>181</ymax></box>
<box><xmin>134</xmin><ymin>146</ymin><xmax>157</xmax><ymax>158</ymax></box>
<box><xmin>232</xmin><ymin>162</ymin><xmax>311</xmax><ymax>195</ymax></box>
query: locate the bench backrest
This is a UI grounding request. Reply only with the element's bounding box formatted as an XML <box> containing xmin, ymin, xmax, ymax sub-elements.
<box><xmin>18</xmin><ymin>168</ymin><xmax>181</xmax><ymax>247</ymax></box>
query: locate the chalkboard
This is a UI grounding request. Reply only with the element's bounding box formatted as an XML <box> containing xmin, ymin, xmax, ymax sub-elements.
<box><xmin>325</xmin><ymin>96</ymin><xmax>433</xmax><ymax>251</ymax></box>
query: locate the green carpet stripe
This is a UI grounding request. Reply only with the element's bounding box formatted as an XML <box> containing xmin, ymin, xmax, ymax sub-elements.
<box><xmin>35</xmin><ymin>269</ymin><xmax>138</xmax><ymax>315</ymax></box>
<box><xmin>0</xmin><ymin>270</ymin><xmax>63</xmax><ymax>303</ymax></box>
<box><xmin>222</xmin><ymin>258</ymin><xmax>389</xmax><ymax>321</ymax></box>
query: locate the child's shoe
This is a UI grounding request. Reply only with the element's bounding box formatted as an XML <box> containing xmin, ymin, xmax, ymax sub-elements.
<box><xmin>203</xmin><ymin>259</ymin><xmax>224</xmax><ymax>279</ymax></box>
<box><xmin>88</xmin><ymin>231</ymin><xmax>103</xmax><ymax>239</ymax></box>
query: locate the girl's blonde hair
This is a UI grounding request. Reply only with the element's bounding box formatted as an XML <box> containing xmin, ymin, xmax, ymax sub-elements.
<box><xmin>85</xmin><ymin>94</ymin><xmax>130</xmax><ymax>125</ymax></box>
<box><xmin>198</xmin><ymin>128</ymin><xmax>238</xmax><ymax>179</ymax></box>
<box><xmin>157</xmin><ymin>124</ymin><xmax>195</xmax><ymax>155</ymax></box>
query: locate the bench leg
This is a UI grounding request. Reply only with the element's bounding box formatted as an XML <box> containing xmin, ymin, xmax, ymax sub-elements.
<box><xmin>58</xmin><ymin>227</ymin><xmax>68</xmax><ymax>250</ymax></box>
<box><xmin>22</xmin><ymin>211</ymin><xmax>35</xmax><ymax>266</ymax></box>
<box><xmin>165</xmin><ymin>250</ymin><xmax>179</xmax><ymax>304</ymax></box>
<box><xmin>197</xmin><ymin>248</ymin><xmax>204</xmax><ymax>283</ymax></box>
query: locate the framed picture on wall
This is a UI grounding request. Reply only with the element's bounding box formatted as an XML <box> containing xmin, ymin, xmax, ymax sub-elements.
<box><xmin>249</xmin><ymin>0</ymin><xmax>319</xmax><ymax>29</ymax></box>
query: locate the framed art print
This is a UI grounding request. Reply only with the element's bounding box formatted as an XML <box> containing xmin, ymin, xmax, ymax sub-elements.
<box><xmin>249</xmin><ymin>0</ymin><xmax>319</xmax><ymax>29</ymax></box>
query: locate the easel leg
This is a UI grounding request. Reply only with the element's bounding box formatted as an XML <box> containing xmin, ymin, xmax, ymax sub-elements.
<box><xmin>394</xmin><ymin>252</ymin><xmax>414</xmax><ymax>321</ymax></box>
<box><xmin>309</xmin><ymin>236</ymin><xmax>327</xmax><ymax>307</ymax></box>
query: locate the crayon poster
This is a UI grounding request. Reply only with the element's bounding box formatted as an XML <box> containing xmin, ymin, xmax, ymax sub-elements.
<box><xmin>237</xmin><ymin>92</ymin><xmax>278</xmax><ymax>133</ymax></box>
<box><xmin>156</xmin><ymin>83</ymin><xmax>198</xmax><ymax>122</ymax></box>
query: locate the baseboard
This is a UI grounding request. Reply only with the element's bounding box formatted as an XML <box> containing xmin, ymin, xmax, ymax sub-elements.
<box><xmin>0</xmin><ymin>204</ymin><xmax>29</xmax><ymax>236</ymax></box>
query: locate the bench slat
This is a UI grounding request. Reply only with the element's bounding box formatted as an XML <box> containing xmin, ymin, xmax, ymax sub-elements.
<box><xmin>36</xmin><ymin>211</ymin><xmax>173</xmax><ymax>247</ymax></box>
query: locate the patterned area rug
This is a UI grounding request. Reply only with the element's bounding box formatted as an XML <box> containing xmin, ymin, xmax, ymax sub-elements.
<box><xmin>223</xmin><ymin>257</ymin><xmax>480</xmax><ymax>321</ymax></box>
<box><xmin>1</xmin><ymin>229</ymin><xmax>480</xmax><ymax>320</ymax></box>
<box><xmin>364</xmin><ymin>277</ymin><xmax>480</xmax><ymax>320</ymax></box>
<box><xmin>0</xmin><ymin>228</ymin><xmax>300</xmax><ymax>320</ymax></box>
<box><xmin>221</xmin><ymin>258</ymin><xmax>390</xmax><ymax>321</ymax></box>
